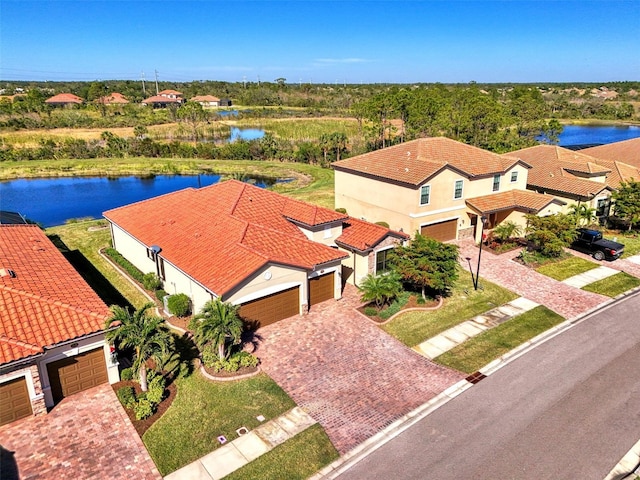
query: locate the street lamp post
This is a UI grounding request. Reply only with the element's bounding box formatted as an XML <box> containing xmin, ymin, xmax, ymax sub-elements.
<box><xmin>474</xmin><ymin>215</ymin><xmax>488</xmax><ymax>290</ymax></box>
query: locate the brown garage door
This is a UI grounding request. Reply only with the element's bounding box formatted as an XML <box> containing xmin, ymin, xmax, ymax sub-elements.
<box><xmin>309</xmin><ymin>273</ymin><xmax>334</xmax><ymax>306</ymax></box>
<box><xmin>239</xmin><ymin>286</ymin><xmax>300</xmax><ymax>328</ymax></box>
<box><xmin>421</xmin><ymin>219</ymin><xmax>457</xmax><ymax>242</ymax></box>
<box><xmin>47</xmin><ymin>348</ymin><xmax>108</xmax><ymax>403</ymax></box>
<box><xmin>0</xmin><ymin>377</ymin><xmax>33</xmax><ymax>426</ymax></box>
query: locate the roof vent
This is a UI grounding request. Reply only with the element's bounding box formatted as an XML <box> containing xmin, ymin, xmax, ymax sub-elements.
<box><xmin>150</xmin><ymin>245</ymin><xmax>162</xmax><ymax>255</ymax></box>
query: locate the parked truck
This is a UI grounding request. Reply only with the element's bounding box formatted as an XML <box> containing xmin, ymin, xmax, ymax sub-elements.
<box><xmin>570</xmin><ymin>228</ymin><xmax>625</xmax><ymax>261</ymax></box>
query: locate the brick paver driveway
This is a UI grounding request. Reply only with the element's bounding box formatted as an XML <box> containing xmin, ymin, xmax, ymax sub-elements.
<box><xmin>457</xmin><ymin>240</ymin><xmax>609</xmax><ymax>320</ymax></box>
<box><xmin>255</xmin><ymin>285</ymin><xmax>464</xmax><ymax>454</ymax></box>
<box><xmin>0</xmin><ymin>384</ymin><xmax>160</xmax><ymax>480</ymax></box>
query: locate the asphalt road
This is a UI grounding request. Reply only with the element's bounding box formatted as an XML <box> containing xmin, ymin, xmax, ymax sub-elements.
<box><xmin>336</xmin><ymin>292</ymin><xmax>640</xmax><ymax>480</ymax></box>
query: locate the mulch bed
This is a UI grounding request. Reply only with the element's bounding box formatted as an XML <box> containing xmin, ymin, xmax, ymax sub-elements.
<box><xmin>202</xmin><ymin>364</ymin><xmax>259</xmax><ymax>378</ymax></box>
<box><xmin>359</xmin><ymin>295</ymin><xmax>440</xmax><ymax>323</ymax></box>
<box><xmin>112</xmin><ymin>380</ymin><xmax>178</xmax><ymax>437</ymax></box>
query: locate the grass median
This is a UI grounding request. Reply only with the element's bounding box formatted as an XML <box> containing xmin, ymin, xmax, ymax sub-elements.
<box><xmin>535</xmin><ymin>256</ymin><xmax>598</xmax><ymax>281</ymax></box>
<box><xmin>582</xmin><ymin>272</ymin><xmax>640</xmax><ymax>298</ymax></box>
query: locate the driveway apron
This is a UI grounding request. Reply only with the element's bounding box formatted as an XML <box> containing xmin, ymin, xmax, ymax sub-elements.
<box><xmin>255</xmin><ymin>285</ymin><xmax>464</xmax><ymax>455</ymax></box>
<box><xmin>457</xmin><ymin>240</ymin><xmax>608</xmax><ymax>320</ymax></box>
<box><xmin>0</xmin><ymin>383</ymin><xmax>161</xmax><ymax>480</ymax></box>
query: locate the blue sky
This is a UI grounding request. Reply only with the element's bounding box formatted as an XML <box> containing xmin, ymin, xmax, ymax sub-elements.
<box><xmin>1</xmin><ymin>0</ymin><xmax>639</xmax><ymax>84</ymax></box>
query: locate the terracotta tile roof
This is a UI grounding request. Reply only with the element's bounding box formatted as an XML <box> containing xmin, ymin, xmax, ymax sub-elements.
<box><xmin>158</xmin><ymin>89</ymin><xmax>183</xmax><ymax>97</ymax></box>
<box><xmin>191</xmin><ymin>95</ymin><xmax>220</xmax><ymax>102</ymax></box>
<box><xmin>510</xmin><ymin>145</ymin><xmax>611</xmax><ymax>198</ymax></box>
<box><xmin>141</xmin><ymin>95</ymin><xmax>183</xmax><ymax>104</ymax></box>
<box><xmin>104</xmin><ymin>181</ymin><xmax>349</xmax><ymax>297</ymax></box>
<box><xmin>333</xmin><ymin>137</ymin><xmax>527</xmax><ymax>186</ymax></box>
<box><xmin>582</xmin><ymin>138</ymin><xmax>640</xmax><ymax>170</ymax></box>
<box><xmin>0</xmin><ymin>225</ymin><xmax>109</xmax><ymax>365</ymax></box>
<box><xmin>466</xmin><ymin>190</ymin><xmax>565</xmax><ymax>214</ymax></box>
<box><xmin>336</xmin><ymin>217</ymin><xmax>408</xmax><ymax>252</ymax></box>
<box><xmin>97</xmin><ymin>92</ymin><xmax>129</xmax><ymax>104</ymax></box>
<box><xmin>45</xmin><ymin>93</ymin><xmax>83</xmax><ymax>104</ymax></box>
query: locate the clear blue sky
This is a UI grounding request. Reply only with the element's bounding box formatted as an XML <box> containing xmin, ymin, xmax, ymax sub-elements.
<box><xmin>1</xmin><ymin>0</ymin><xmax>639</xmax><ymax>84</ymax></box>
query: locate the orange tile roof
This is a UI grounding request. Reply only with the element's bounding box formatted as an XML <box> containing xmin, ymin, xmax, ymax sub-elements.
<box><xmin>97</xmin><ymin>92</ymin><xmax>129</xmax><ymax>104</ymax></box>
<box><xmin>0</xmin><ymin>225</ymin><xmax>109</xmax><ymax>365</ymax></box>
<box><xmin>104</xmin><ymin>181</ymin><xmax>349</xmax><ymax>297</ymax></box>
<box><xmin>333</xmin><ymin>137</ymin><xmax>527</xmax><ymax>186</ymax></box>
<box><xmin>466</xmin><ymin>190</ymin><xmax>565</xmax><ymax>214</ymax></box>
<box><xmin>336</xmin><ymin>217</ymin><xmax>408</xmax><ymax>252</ymax></box>
<box><xmin>583</xmin><ymin>138</ymin><xmax>640</xmax><ymax>170</ymax></box>
<box><xmin>142</xmin><ymin>95</ymin><xmax>183</xmax><ymax>104</ymax></box>
<box><xmin>510</xmin><ymin>145</ymin><xmax>611</xmax><ymax>198</ymax></box>
<box><xmin>191</xmin><ymin>95</ymin><xmax>220</xmax><ymax>102</ymax></box>
<box><xmin>159</xmin><ymin>89</ymin><xmax>183</xmax><ymax>96</ymax></box>
<box><xmin>45</xmin><ymin>93</ymin><xmax>83</xmax><ymax>104</ymax></box>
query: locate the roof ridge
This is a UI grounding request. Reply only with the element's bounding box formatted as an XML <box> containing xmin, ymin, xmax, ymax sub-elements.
<box><xmin>0</xmin><ymin>334</ymin><xmax>41</xmax><ymax>353</ymax></box>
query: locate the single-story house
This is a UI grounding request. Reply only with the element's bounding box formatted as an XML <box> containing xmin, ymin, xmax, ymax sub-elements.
<box><xmin>142</xmin><ymin>90</ymin><xmax>185</xmax><ymax>108</ymax></box>
<box><xmin>0</xmin><ymin>225</ymin><xmax>119</xmax><ymax>426</ymax></box>
<box><xmin>104</xmin><ymin>180</ymin><xmax>407</xmax><ymax>327</ymax></box>
<box><xmin>333</xmin><ymin>137</ymin><xmax>563</xmax><ymax>243</ymax></box>
<box><xmin>96</xmin><ymin>92</ymin><xmax>129</xmax><ymax>105</ymax></box>
<box><xmin>191</xmin><ymin>95</ymin><xmax>220</xmax><ymax>107</ymax></box>
<box><xmin>44</xmin><ymin>93</ymin><xmax>83</xmax><ymax>107</ymax></box>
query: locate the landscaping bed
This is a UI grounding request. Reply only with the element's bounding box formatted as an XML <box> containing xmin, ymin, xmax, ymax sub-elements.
<box><xmin>112</xmin><ymin>379</ymin><xmax>178</xmax><ymax>436</ymax></box>
<box><xmin>358</xmin><ymin>292</ymin><xmax>439</xmax><ymax>323</ymax></box>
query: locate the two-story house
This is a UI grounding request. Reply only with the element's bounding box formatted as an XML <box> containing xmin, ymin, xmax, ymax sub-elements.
<box><xmin>333</xmin><ymin>137</ymin><xmax>564</xmax><ymax>243</ymax></box>
<box><xmin>104</xmin><ymin>180</ymin><xmax>407</xmax><ymax>327</ymax></box>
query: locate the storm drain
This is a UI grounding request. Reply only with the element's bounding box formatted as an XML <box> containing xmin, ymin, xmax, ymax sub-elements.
<box><xmin>465</xmin><ymin>372</ymin><xmax>487</xmax><ymax>384</ymax></box>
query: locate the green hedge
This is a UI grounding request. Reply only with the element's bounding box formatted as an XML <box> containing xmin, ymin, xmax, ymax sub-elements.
<box><xmin>105</xmin><ymin>248</ymin><xmax>145</xmax><ymax>283</ymax></box>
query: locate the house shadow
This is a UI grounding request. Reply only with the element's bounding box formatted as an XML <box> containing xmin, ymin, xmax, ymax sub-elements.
<box><xmin>0</xmin><ymin>445</ymin><xmax>19</xmax><ymax>480</ymax></box>
<box><xmin>47</xmin><ymin>234</ymin><xmax>133</xmax><ymax>309</ymax></box>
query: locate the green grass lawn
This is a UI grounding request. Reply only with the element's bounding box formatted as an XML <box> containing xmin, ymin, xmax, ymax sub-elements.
<box><xmin>224</xmin><ymin>424</ymin><xmax>339</xmax><ymax>480</ymax></box>
<box><xmin>143</xmin><ymin>372</ymin><xmax>296</xmax><ymax>476</ymax></box>
<box><xmin>435</xmin><ymin>306</ymin><xmax>565</xmax><ymax>374</ymax></box>
<box><xmin>582</xmin><ymin>272</ymin><xmax>640</xmax><ymax>297</ymax></box>
<box><xmin>535</xmin><ymin>256</ymin><xmax>598</xmax><ymax>281</ymax></box>
<box><xmin>606</xmin><ymin>231</ymin><xmax>640</xmax><ymax>258</ymax></box>
<box><xmin>382</xmin><ymin>272</ymin><xmax>518</xmax><ymax>347</ymax></box>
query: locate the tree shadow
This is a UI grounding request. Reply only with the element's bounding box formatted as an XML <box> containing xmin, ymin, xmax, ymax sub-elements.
<box><xmin>0</xmin><ymin>445</ymin><xmax>19</xmax><ymax>480</ymax></box>
<box><xmin>240</xmin><ymin>320</ymin><xmax>263</xmax><ymax>354</ymax></box>
<box><xmin>162</xmin><ymin>333</ymin><xmax>200</xmax><ymax>381</ymax></box>
<box><xmin>47</xmin><ymin>234</ymin><xmax>132</xmax><ymax>309</ymax></box>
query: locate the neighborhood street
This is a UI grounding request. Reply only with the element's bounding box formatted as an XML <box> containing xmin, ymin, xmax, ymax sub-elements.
<box><xmin>334</xmin><ymin>291</ymin><xmax>640</xmax><ymax>480</ymax></box>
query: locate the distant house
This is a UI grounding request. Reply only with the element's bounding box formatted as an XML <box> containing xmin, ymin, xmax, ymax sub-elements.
<box><xmin>104</xmin><ymin>180</ymin><xmax>407</xmax><ymax>326</ymax></box>
<box><xmin>44</xmin><ymin>93</ymin><xmax>83</xmax><ymax>107</ymax></box>
<box><xmin>333</xmin><ymin>137</ymin><xmax>563</xmax><ymax>244</ymax></box>
<box><xmin>141</xmin><ymin>89</ymin><xmax>184</xmax><ymax>108</ymax></box>
<box><xmin>0</xmin><ymin>225</ymin><xmax>119</xmax><ymax>426</ymax></box>
<box><xmin>191</xmin><ymin>95</ymin><xmax>220</xmax><ymax>107</ymax></box>
<box><xmin>96</xmin><ymin>92</ymin><xmax>129</xmax><ymax>105</ymax></box>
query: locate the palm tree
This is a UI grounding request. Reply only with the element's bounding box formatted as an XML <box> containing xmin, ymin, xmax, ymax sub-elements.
<box><xmin>191</xmin><ymin>300</ymin><xmax>243</xmax><ymax>361</ymax></box>
<box><xmin>492</xmin><ymin>221</ymin><xmax>523</xmax><ymax>242</ymax></box>
<box><xmin>358</xmin><ymin>271</ymin><xmax>403</xmax><ymax>308</ymax></box>
<box><xmin>569</xmin><ymin>204</ymin><xmax>597</xmax><ymax>226</ymax></box>
<box><xmin>104</xmin><ymin>302</ymin><xmax>171</xmax><ymax>392</ymax></box>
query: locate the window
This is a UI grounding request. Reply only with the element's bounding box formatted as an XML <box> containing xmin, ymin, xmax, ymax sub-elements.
<box><xmin>454</xmin><ymin>180</ymin><xmax>464</xmax><ymax>200</ymax></box>
<box><xmin>324</xmin><ymin>225</ymin><xmax>332</xmax><ymax>239</ymax></box>
<box><xmin>510</xmin><ymin>171</ymin><xmax>518</xmax><ymax>183</ymax></box>
<box><xmin>147</xmin><ymin>248</ymin><xmax>155</xmax><ymax>260</ymax></box>
<box><xmin>375</xmin><ymin>249</ymin><xmax>391</xmax><ymax>274</ymax></box>
<box><xmin>419</xmin><ymin>185</ymin><xmax>431</xmax><ymax>205</ymax></box>
<box><xmin>596</xmin><ymin>198</ymin><xmax>609</xmax><ymax>217</ymax></box>
<box><xmin>492</xmin><ymin>174</ymin><xmax>501</xmax><ymax>192</ymax></box>
<box><xmin>157</xmin><ymin>258</ymin><xmax>166</xmax><ymax>280</ymax></box>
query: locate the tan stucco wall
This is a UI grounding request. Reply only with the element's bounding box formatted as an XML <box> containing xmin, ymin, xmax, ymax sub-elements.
<box><xmin>111</xmin><ymin>223</ymin><xmax>157</xmax><ymax>274</ymax></box>
<box><xmin>298</xmin><ymin>223</ymin><xmax>344</xmax><ymax>245</ymax></box>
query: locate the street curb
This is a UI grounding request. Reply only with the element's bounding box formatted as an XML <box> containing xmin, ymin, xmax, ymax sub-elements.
<box><xmin>308</xmin><ymin>379</ymin><xmax>473</xmax><ymax>479</ymax></box>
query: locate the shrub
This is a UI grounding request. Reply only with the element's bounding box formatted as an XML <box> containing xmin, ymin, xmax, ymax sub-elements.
<box><xmin>236</xmin><ymin>351</ymin><xmax>259</xmax><ymax>368</ymax></box>
<box><xmin>335</xmin><ymin>207</ymin><xmax>347</xmax><ymax>214</ymax></box>
<box><xmin>364</xmin><ymin>306</ymin><xmax>378</xmax><ymax>316</ymax></box>
<box><xmin>201</xmin><ymin>343</ymin><xmax>218</xmax><ymax>368</ymax></box>
<box><xmin>167</xmin><ymin>293</ymin><xmax>191</xmax><ymax>317</ymax></box>
<box><xmin>134</xmin><ymin>398</ymin><xmax>155</xmax><ymax>420</ymax></box>
<box><xmin>202</xmin><ymin>348</ymin><xmax>258</xmax><ymax>372</ymax></box>
<box><xmin>155</xmin><ymin>289</ymin><xmax>167</xmax><ymax>302</ymax></box>
<box><xmin>375</xmin><ymin>221</ymin><xmax>390</xmax><ymax>228</ymax></box>
<box><xmin>143</xmin><ymin>272</ymin><xmax>162</xmax><ymax>291</ymax></box>
<box><xmin>416</xmin><ymin>295</ymin><xmax>426</xmax><ymax>305</ymax></box>
<box><xmin>120</xmin><ymin>367</ymin><xmax>134</xmax><ymax>381</ymax></box>
<box><xmin>104</xmin><ymin>248</ymin><xmax>145</xmax><ymax>283</ymax></box>
<box><xmin>116</xmin><ymin>386</ymin><xmax>136</xmax><ymax>409</ymax></box>
<box><xmin>146</xmin><ymin>375</ymin><xmax>166</xmax><ymax>405</ymax></box>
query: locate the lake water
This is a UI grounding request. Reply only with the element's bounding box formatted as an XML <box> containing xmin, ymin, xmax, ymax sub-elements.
<box><xmin>0</xmin><ymin>175</ymin><xmax>278</xmax><ymax>227</ymax></box>
<box><xmin>558</xmin><ymin>124</ymin><xmax>640</xmax><ymax>147</ymax></box>
<box><xmin>230</xmin><ymin>127</ymin><xmax>265</xmax><ymax>142</ymax></box>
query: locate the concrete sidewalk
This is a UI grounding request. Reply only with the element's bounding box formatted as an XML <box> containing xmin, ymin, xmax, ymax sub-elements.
<box><xmin>164</xmin><ymin>407</ymin><xmax>316</xmax><ymax>480</ymax></box>
<box><xmin>413</xmin><ymin>297</ymin><xmax>539</xmax><ymax>359</ymax></box>
<box><xmin>562</xmin><ymin>265</ymin><xmax>619</xmax><ymax>288</ymax></box>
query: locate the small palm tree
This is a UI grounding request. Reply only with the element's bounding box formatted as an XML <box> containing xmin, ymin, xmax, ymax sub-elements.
<box><xmin>492</xmin><ymin>221</ymin><xmax>523</xmax><ymax>242</ymax></box>
<box><xmin>105</xmin><ymin>302</ymin><xmax>171</xmax><ymax>392</ymax></box>
<box><xmin>191</xmin><ymin>300</ymin><xmax>243</xmax><ymax>361</ymax></box>
<box><xmin>358</xmin><ymin>271</ymin><xmax>403</xmax><ymax>308</ymax></box>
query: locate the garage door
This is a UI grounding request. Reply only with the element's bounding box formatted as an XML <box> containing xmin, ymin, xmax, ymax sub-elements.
<box><xmin>420</xmin><ymin>219</ymin><xmax>457</xmax><ymax>242</ymax></box>
<box><xmin>0</xmin><ymin>377</ymin><xmax>33</xmax><ymax>426</ymax></box>
<box><xmin>47</xmin><ymin>348</ymin><xmax>108</xmax><ymax>404</ymax></box>
<box><xmin>239</xmin><ymin>286</ymin><xmax>300</xmax><ymax>328</ymax></box>
<box><xmin>309</xmin><ymin>273</ymin><xmax>334</xmax><ymax>306</ymax></box>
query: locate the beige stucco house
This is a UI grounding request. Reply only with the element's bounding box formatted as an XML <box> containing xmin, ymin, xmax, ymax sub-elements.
<box><xmin>333</xmin><ymin>137</ymin><xmax>564</xmax><ymax>243</ymax></box>
<box><xmin>0</xmin><ymin>225</ymin><xmax>119</xmax><ymax>427</ymax></box>
<box><xmin>103</xmin><ymin>180</ymin><xmax>406</xmax><ymax>327</ymax></box>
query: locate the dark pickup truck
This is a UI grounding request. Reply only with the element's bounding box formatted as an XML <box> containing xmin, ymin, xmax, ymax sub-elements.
<box><xmin>571</xmin><ymin>228</ymin><xmax>625</xmax><ymax>261</ymax></box>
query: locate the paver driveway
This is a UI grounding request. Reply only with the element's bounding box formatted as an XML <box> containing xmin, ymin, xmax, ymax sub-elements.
<box><xmin>457</xmin><ymin>240</ymin><xmax>608</xmax><ymax>320</ymax></box>
<box><xmin>0</xmin><ymin>383</ymin><xmax>161</xmax><ymax>480</ymax></box>
<box><xmin>255</xmin><ymin>285</ymin><xmax>464</xmax><ymax>454</ymax></box>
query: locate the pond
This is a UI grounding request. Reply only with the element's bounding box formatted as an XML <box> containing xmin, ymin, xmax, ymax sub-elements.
<box><xmin>229</xmin><ymin>127</ymin><xmax>265</xmax><ymax>142</ymax></box>
<box><xmin>557</xmin><ymin>124</ymin><xmax>640</xmax><ymax>147</ymax></box>
<box><xmin>0</xmin><ymin>174</ymin><xmax>282</xmax><ymax>227</ymax></box>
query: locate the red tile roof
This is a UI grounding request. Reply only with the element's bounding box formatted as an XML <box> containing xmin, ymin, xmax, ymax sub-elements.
<box><xmin>159</xmin><ymin>89</ymin><xmax>183</xmax><ymax>95</ymax></box>
<box><xmin>510</xmin><ymin>145</ymin><xmax>611</xmax><ymax>198</ymax></box>
<box><xmin>104</xmin><ymin>181</ymin><xmax>350</xmax><ymax>297</ymax></box>
<box><xmin>336</xmin><ymin>217</ymin><xmax>408</xmax><ymax>252</ymax></box>
<box><xmin>141</xmin><ymin>95</ymin><xmax>183</xmax><ymax>104</ymax></box>
<box><xmin>333</xmin><ymin>137</ymin><xmax>527</xmax><ymax>186</ymax></box>
<box><xmin>582</xmin><ymin>138</ymin><xmax>640</xmax><ymax>170</ymax></box>
<box><xmin>0</xmin><ymin>225</ymin><xmax>109</xmax><ymax>366</ymax></box>
<box><xmin>466</xmin><ymin>190</ymin><xmax>565</xmax><ymax>215</ymax></box>
<box><xmin>97</xmin><ymin>92</ymin><xmax>129</xmax><ymax>104</ymax></box>
<box><xmin>191</xmin><ymin>95</ymin><xmax>220</xmax><ymax>102</ymax></box>
<box><xmin>45</xmin><ymin>93</ymin><xmax>83</xmax><ymax>104</ymax></box>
